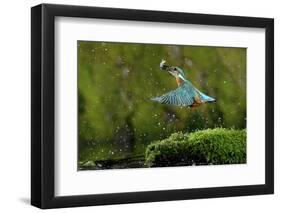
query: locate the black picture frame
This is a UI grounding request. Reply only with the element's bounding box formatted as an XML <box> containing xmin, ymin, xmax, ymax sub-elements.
<box><xmin>31</xmin><ymin>3</ymin><xmax>274</xmax><ymax>209</ymax></box>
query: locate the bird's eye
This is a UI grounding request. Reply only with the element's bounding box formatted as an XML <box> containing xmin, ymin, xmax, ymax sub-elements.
<box><xmin>173</xmin><ymin>68</ymin><xmax>177</xmax><ymax>71</ymax></box>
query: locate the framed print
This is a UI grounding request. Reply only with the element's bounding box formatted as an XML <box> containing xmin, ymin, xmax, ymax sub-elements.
<box><xmin>31</xmin><ymin>3</ymin><xmax>274</xmax><ymax>209</ymax></box>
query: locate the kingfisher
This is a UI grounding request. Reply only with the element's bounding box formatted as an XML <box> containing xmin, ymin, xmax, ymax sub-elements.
<box><xmin>151</xmin><ymin>60</ymin><xmax>215</xmax><ymax>108</ymax></box>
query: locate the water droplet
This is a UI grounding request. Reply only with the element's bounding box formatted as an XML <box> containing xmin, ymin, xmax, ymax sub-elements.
<box><xmin>123</xmin><ymin>68</ymin><xmax>130</xmax><ymax>77</ymax></box>
<box><xmin>185</xmin><ymin>58</ymin><xmax>193</xmax><ymax>67</ymax></box>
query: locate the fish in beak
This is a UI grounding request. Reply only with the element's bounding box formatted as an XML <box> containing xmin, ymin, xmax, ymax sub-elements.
<box><xmin>160</xmin><ymin>59</ymin><xmax>186</xmax><ymax>81</ymax></box>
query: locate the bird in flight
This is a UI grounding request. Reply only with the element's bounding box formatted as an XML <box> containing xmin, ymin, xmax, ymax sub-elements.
<box><xmin>151</xmin><ymin>60</ymin><xmax>215</xmax><ymax>108</ymax></box>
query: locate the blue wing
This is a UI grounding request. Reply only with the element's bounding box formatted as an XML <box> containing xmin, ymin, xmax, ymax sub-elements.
<box><xmin>151</xmin><ymin>81</ymin><xmax>215</xmax><ymax>107</ymax></box>
<box><xmin>151</xmin><ymin>81</ymin><xmax>197</xmax><ymax>107</ymax></box>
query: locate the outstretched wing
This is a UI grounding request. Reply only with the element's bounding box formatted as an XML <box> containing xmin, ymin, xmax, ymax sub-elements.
<box><xmin>151</xmin><ymin>82</ymin><xmax>197</xmax><ymax>107</ymax></box>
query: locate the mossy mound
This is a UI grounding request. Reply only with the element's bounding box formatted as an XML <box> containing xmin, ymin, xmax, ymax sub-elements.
<box><xmin>145</xmin><ymin>128</ymin><xmax>246</xmax><ymax>167</ymax></box>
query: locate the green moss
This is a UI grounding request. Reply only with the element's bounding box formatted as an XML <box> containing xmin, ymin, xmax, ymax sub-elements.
<box><xmin>145</xmin><ymin>128</ymin><xmax>246</xmax><ymax>167</ymax></box>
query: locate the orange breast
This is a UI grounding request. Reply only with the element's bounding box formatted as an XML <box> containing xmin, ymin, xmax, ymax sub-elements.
<box><xmin>176</xmin><ymin>77</ymin><xmax>184</xmax><ymax>86</ymax></box>
<box><xmin>191</xmin><ymin>94</ymin><xmax>202</xmax><ymax>108</ymax></box>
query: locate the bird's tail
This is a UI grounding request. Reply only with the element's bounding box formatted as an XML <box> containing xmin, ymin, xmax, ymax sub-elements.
<box><xmin>197</xmin><ymin>90</ymin><xmax>216</xmax><ymax>103</ymax></box>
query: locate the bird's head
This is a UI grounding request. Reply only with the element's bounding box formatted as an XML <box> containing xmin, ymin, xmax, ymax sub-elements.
<box><xmin>160</xmin><ymin>59</ymin><xmax>186</xmax><ymax>81</ymax></box>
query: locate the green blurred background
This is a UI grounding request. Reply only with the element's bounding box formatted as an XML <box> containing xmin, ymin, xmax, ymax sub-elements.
<box><xmin>78</xmin><ymin>41</ymin><xmax>246</xmax><ymax>164</ymax></box>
